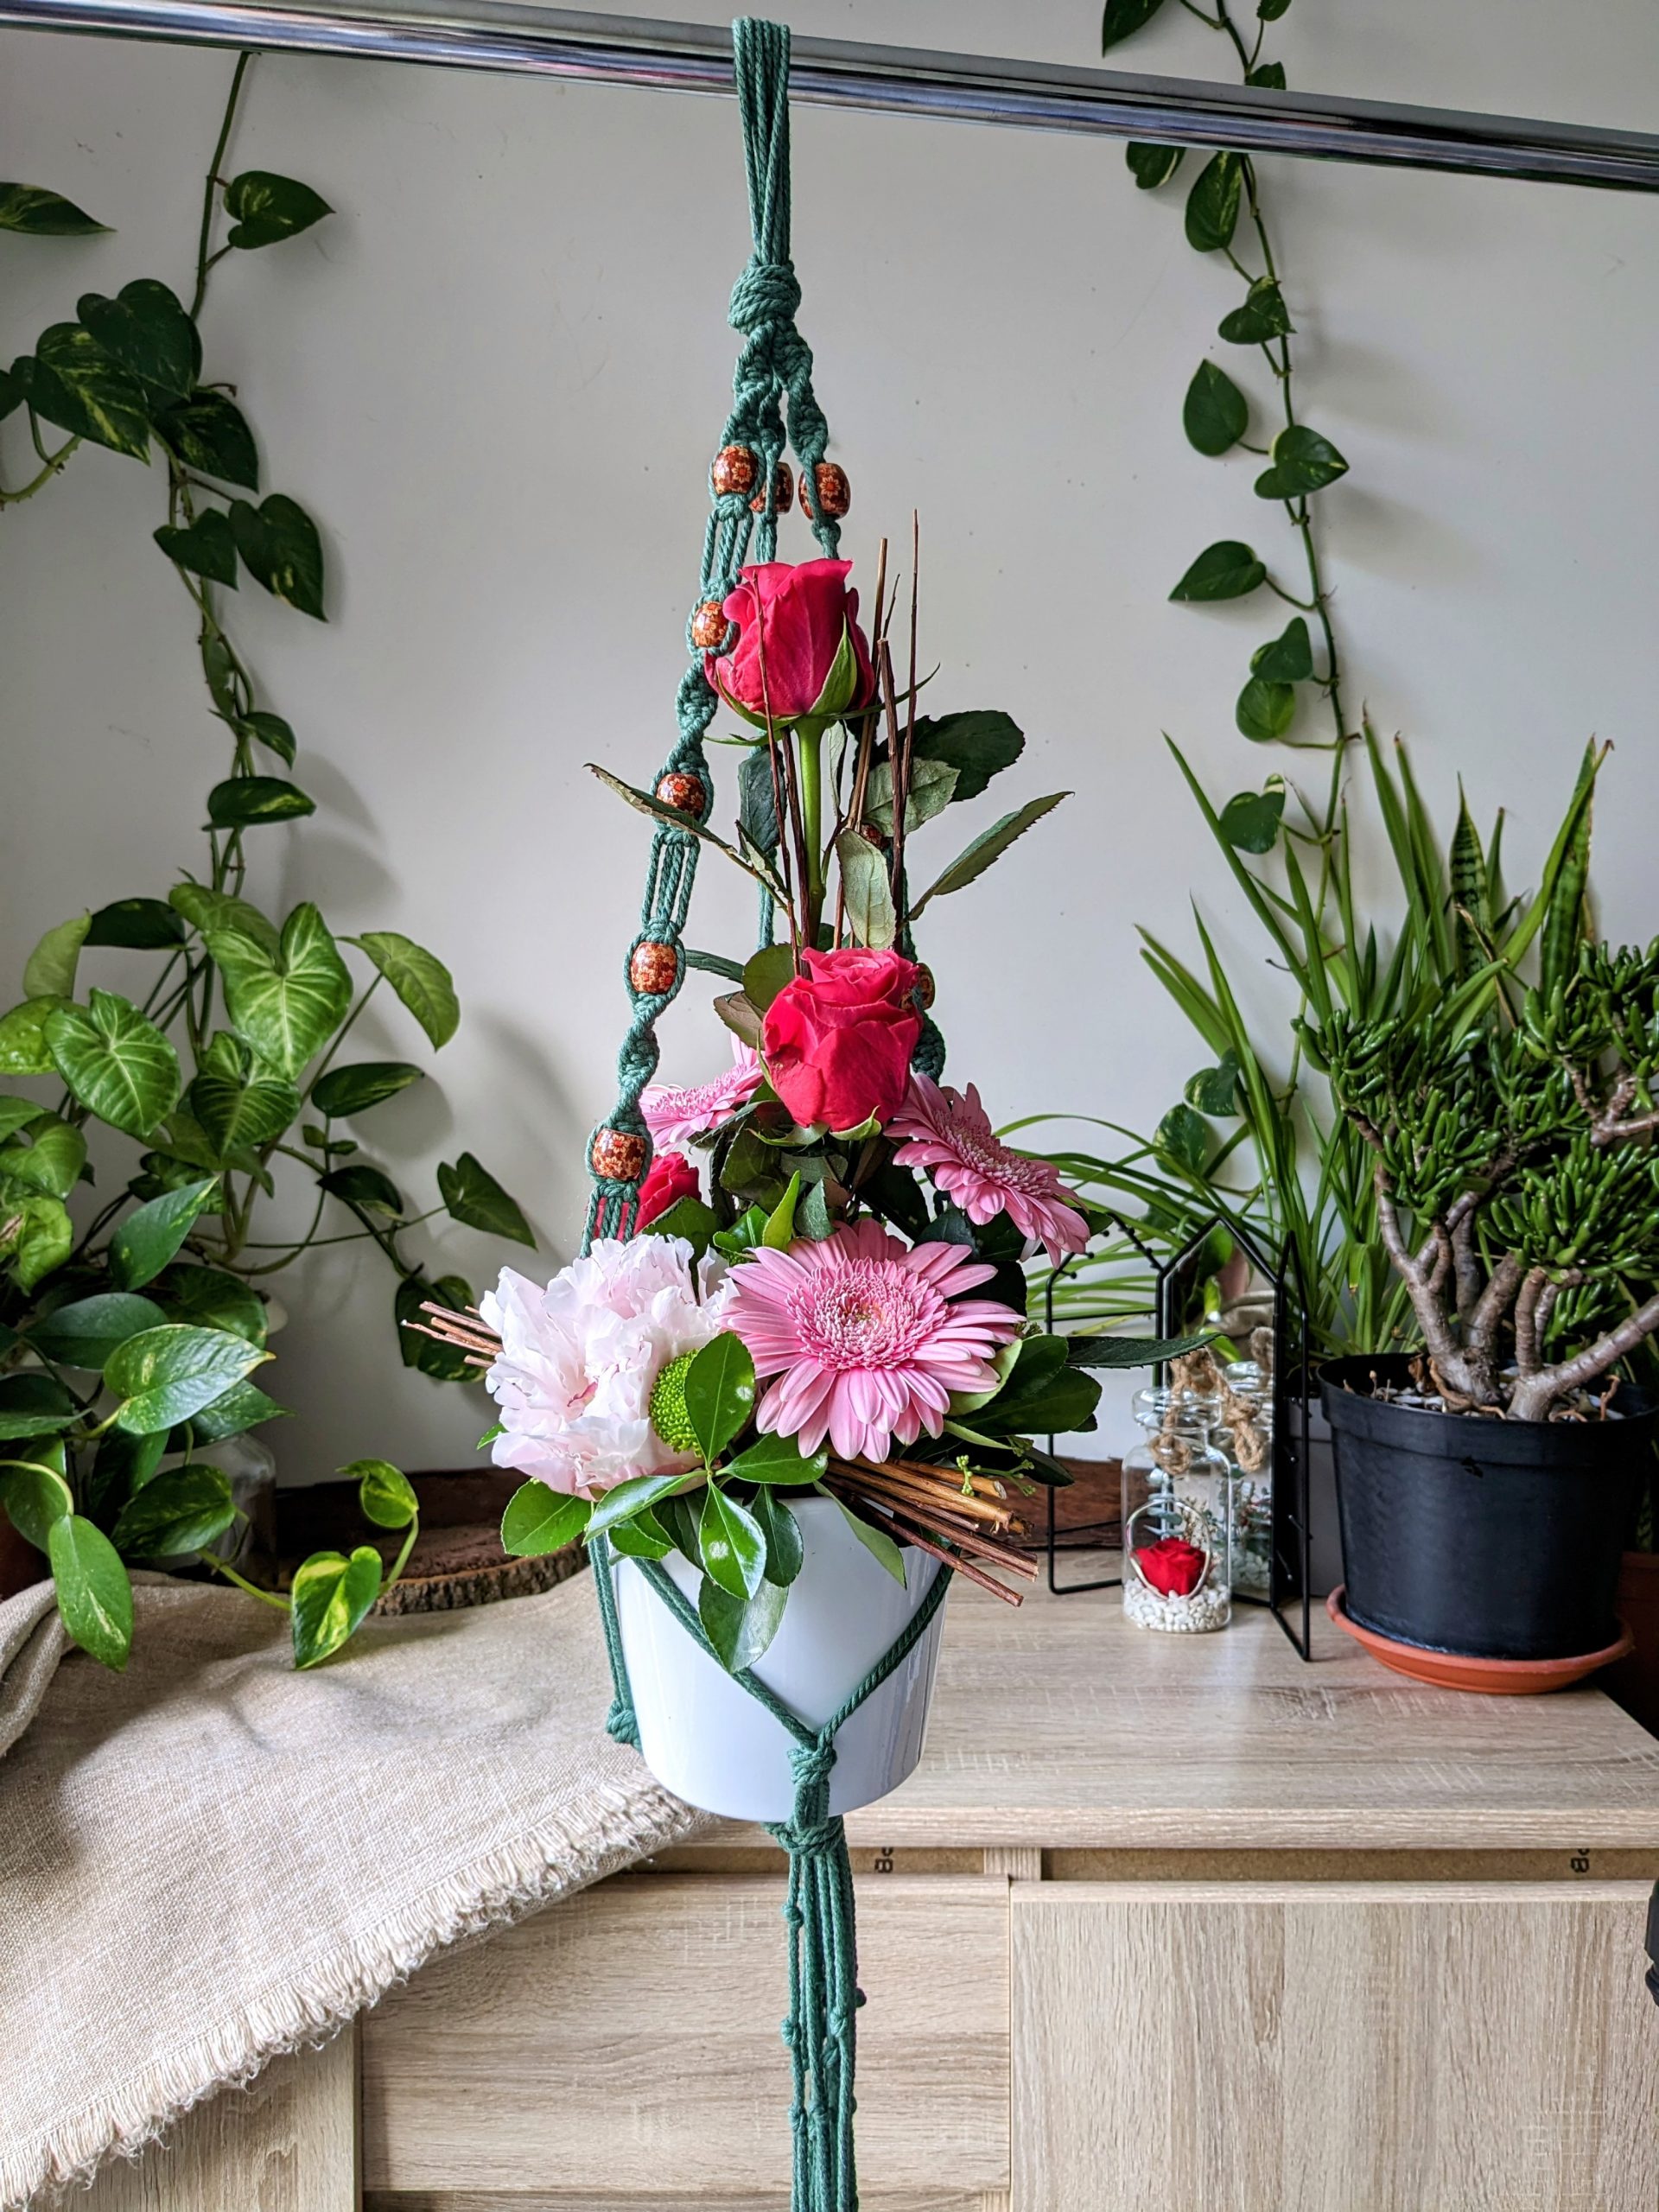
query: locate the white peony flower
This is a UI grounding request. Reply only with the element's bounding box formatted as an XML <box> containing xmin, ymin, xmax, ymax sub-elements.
<box><xmin>479</xmin><ymin>1236</ymin><xmax>726</xmax><ymax>1498</ymax></box>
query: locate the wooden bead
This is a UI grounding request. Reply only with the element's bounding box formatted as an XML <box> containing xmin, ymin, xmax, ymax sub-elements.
<box><xmin>914</xmin><ymin>963</ymin><xmax>937</xmax><ymax>1011</ymax></box>
<box><xmin>799</xmin><ymin>461</ymin><xmax>851</xmax><ymax>520</ymax></box>
<box><xmin>655</xmin><ymin>772</ymin><xmax>707</xmax><ymax>818</ymax></box>
<box><xmin>590</xmin><ymin>1128</ymin><xmax>648</xmax><ymax>1184</ymax></box>
<box><xmin>711</xmin><ymin>443</ymin><xmax>760</xmax><ymax>499</ymax></box>
<box><xmin>751</xmin><ymin>461</ymin><xmax>794</xmax><ymax>516</ymax></box>
<box><xmin>690</xmin><ymin>600</ymin><xmax>728</xmax><ymax>651</ymax></box>
<box><xmin>854</xmin><ymin>821</ymin><xmax>886</xmax><ymax>848</ymax></box>
<box><xmin>629</xmin><ymin>940</ymin><xmax>679</xmax><ymax>996</ymax></box>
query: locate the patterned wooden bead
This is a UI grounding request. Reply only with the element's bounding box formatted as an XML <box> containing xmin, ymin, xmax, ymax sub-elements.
<box><xmin>656</xmin><ymin>772</ymin><xmax>707</xmax><ymax>817</ymax></box>
<box><xmin>711</xmin><ymin>443</ymin><xmax>760</xmax><ymax>499</ymax></box>
<box><xmin>690</xmin><ymin>599</ymin><xmax>728</xmax><ymax>651</ymax></box>
<box><xmin>629</xmin><ymin>940</ymin><xmax>679</xmax><ymax>996</ymax></box>
<box><xmin>799</xmin><ymin>461</ymin><xmax>851</xmax><ymax>520</ymax></box>
<box><xmin>914</xmin><ymin>963</ymin><xmax>937</xmax><ymax>1011</ymax></box>
<box><xmin>751</xmin><ymin>460</ymin><xmax>795</xmax><ymax>516</ymax></box>
<box><xmin>590</xmin><ymin>1128</ymin><xmax>648</xmax><ymax>1184</ymax></box>
<box><xmin>854</xmin><ymin>821</ymin><xmax>886</xmax><ymax>848</ymax></box>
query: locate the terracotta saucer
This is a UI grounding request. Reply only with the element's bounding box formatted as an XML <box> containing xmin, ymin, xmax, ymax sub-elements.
<box><xmin>1325</xmin><ymin>1586</ymin><xmax>1634</xmax><ymax>1694</ymax></box>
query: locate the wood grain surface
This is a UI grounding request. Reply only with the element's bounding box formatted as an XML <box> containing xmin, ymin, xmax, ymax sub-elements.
<box><xmin>362</xmin><ymin>1873</ymin><xmax>1009</xmax><ymax>2200</ymax></box>
<box><xmin>1011</xmin><ymin>1881</ymin><xmax>1659</xmax><ymax>2212</ymax></box>
<box><xmin>80</xmin><ymin>2033</ymin><xmax>357</xmax><ymax>2212</ymax></box>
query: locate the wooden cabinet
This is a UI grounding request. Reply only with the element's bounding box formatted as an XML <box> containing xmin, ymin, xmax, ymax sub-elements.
<box><xmin>78</xmin><ymin>1588</ymin><xmax>1659</xmax><ymax>2212</ymax></box>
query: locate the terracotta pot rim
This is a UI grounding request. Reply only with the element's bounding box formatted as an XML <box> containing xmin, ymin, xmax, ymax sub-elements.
<box><xmin>1326</xmin><ymin>1586</ymin><xmax>1633</xmax><ymax>1694</ymax></box>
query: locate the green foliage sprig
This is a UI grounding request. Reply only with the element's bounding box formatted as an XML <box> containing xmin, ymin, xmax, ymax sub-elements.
<box><xmin>0</xmin><ymin>58</ymin><xmax>531</xmax><ymax>1668</ymax></box>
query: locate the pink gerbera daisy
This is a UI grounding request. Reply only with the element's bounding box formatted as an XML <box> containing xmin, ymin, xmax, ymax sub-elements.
<box><xmin>641</xmin><ymin>1039</ymin><xmax>763</xmax><ymax>1149</ymax></box>
<box><xmin>887</xmin><ymin>1075</ymin><xmax>1090</xmax><ymax>1264</ymax></box>
<box><xmin>722</xmin><ymin>1217</ymin><xmax>1024</xmax><ymax>1464</ymax></box>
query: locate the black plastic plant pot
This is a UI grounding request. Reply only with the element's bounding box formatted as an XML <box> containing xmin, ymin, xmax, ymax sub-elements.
<box><xmin>1321</xmin><ymin>1354</ymin><xmax>1655</xmax><ymax>1662</ymax></box>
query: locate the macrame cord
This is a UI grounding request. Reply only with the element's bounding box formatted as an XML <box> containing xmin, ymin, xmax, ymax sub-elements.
<box><xmin>582</xmin><ymin>24</ymin><xmax>953</xmax><ymax>2211</ymax></box>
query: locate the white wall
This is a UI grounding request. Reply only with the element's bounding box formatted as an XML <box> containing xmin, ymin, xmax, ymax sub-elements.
<box><xmin>1</xmin><ymin>3</ymin><xmax>1656</xmax><ymax>1479</ymax></box>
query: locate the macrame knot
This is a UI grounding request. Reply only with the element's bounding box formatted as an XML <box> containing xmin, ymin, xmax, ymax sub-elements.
<box><xmin>730</xmin><ymin>255</ymin><xmax>802</xmax><ymax>334</ymax></box>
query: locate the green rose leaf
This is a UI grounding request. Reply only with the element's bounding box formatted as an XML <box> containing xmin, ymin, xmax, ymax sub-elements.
<box><xmin>206</xmin><ymin>776</ymin><xmax>315</xmax><ymax>828</ymax></box>
<box><xmin>0</xmin><ymin>1000</ymin><xmax>68</xmax><ymax>1077</ymax></box>
<box><xmin>864</xmin><ymin>758</ymin><xmax>958</xmax><ymax>838</ymax></box>
<box><xmin>1183</xmin><ymin>359</ymin><xmax>1249</xmax><ymax>456</ymax></box>
<box><xmin>824</xmin><ymin>1494</ymin><xmax>907</xmax><ymax>1586</ymax></box>
<box><xmin>909</xmin><ymin>792</ymin><xmax>1069</xmax><ymax>917</ymax></box>
<box><xmin>109</xmin><ymin>1178</ymin><xmax>219</xmax><ymax>1291</ymax></box>
<box><xmin>2</xmin><ymin>1196</ymin><xmax>73</xmax><ymax>1292</ymax></box>
<box><xmin>1219</xmin><ymin>278</ymin><xmax>1294</xmax><ymax>346</ymax></box>
<box><xmin>752</xmin><ymin>1486</ymin><xmax>804</xmax><ymax>1586</ymax></box>
<box><xmin>500</xmin><ymin>1479</ymin><xmax>589</xmax><ymax>1557</ymax></box>
<box><xmin>1170</xmin><ymin>540</ymin><xmax>1267</xmax><ymax>602</ymax></box>
<box><xmin>641</xmin><ymin>1196</ymin><xmax>719</xmax><ymax>1255</ymax></box>
<box><xmin>243</xmin><ymin>711</ymin><xmax>296</xmax><ymax>766</ymax></box>
<box><xmin>0</xmin><ymin>1372</ymin><xmax>80</xmax><ymax>1440</ymax></box>
<box><xmin>1236</xmin><ymin>676</ymin><xmax>1297</xmax><ymax>742</ymax></box>
<box><xmin>153</xmin><ymin>1263</ymin><xmax>267</xmax><ymax>1345</ymax></box>
<box><xmin>86</xmin><ymin>897</ymin><xmax>187</xmax><ymax>950</ymax></box>
<box><xmin>699</xmin><ymin>1483</ymin><xmax>766</xmax><ymax>1600</ymax></box>
<box><xmin>22</xmin><ymin>325</ymin><xmax>150</xmax><ymax>459</ymax></box>
<box><xmin>291</xmin><ymin>1546</ymin><xmax>383</xmax><ymax>1669</ymax></box>
<box><xmin>697</xmin><ymin>1574</ymin><xmax>786</xmax><ymax>1673</ymax></box>
<box><xmin>908</xmin><ymin>709</ymin><xmax>1025</xmax><ymax>801</ymax></box>
<box><xmin>346</xmin><ymin>931</ymin><xmax>459</xmax><ymax>1049</ymax></box>
<box><xmin>1125</xmin><ymin>143</ymin><xmax>1183</xmax><ymax>189</ymax></box>
<box><xmin>437</xmin><ymin>1153</ymin><xmax>534</xmax><ymax>1246</ymax></box>
<box><xmin>395</xmin><ymin>1272</ymin><xmax>475</xmax><ymax>1381</ymax></box>
<box><xmin>320</xmin><ymin>1163</ymin><xmax>404</xmax><ymax>1217</ymax></box>
<box><xmin>741</xmin><ymin>944</ymin><xmax>796</xmax><ymax>1016</ymax></box>
<box><xmin>23</xmin><ymin>912</ymin><xmax>91</xmax><ymax>1001</ymax></box>
<box><xmin>723</xmin><ymin>1432</ymin><xmax>827</xmax><ymax>1486</ymax></box>
<box><xmin>1185</xmin><ymin>151</ymin><xmax>1243</xmax><ymax>253</ymax></box>
<box><xmin>1255</xmin><ymin>423</ymin><xmax>1350</xmax><ymax>500</ymax></box>
<box><xmin>1185</xmin><ymin>1051</ymin><xmax>1244</xmax><ymax>1116</ymax></box>
<box><xmin>168</xmin><ymin>880</ymin><xmax>280</xmax><ymax>956</ymax></box>
<box><xmin>28</xmin><ymin>1292</ymin><xmax>165</xmax><ymax>1372</ymax></box>
<box><xmin>229</xmin><ymin>495</ymin><xmax>325</xmax><ymax>619</ymax></box>
<box><xmin>0</xmin><ymin>182</ymin><xmax>110</xmax><ymax>236</ymax></box>
<box><xmin>76</xmin><ymin>279</ymin><xmax>199</xmax><ymax>400</ymax></box>
<box><xmin>1251</xmin><ymin>615</ymin><xmax>1313</xmax><ymax>683</ymax></box>
<box><xmin>835</xmin><ymin>830</ymin><xmax>898</xmax><ymax>951</ymax></box>
<box><xmin>0</xmin><ymin>1459</ymin><xmax>74</xmax><ymax>1549</ymax></box>
<box><xmin>46</xmin><ymin>989</ymin><xmax>181</xmax><ymax>1138</ymax></box>
<box><xmin>345</xmin><ymin>1458</ymin><xmax>419</xmax><ymax>1530</ymax></box>
<box><xmin>684</xmin><ymin>1332</ymin><xmax>757</xmax><ymax>1465</ymax></box>
<box><xmin>309</xmin><ymin>1061</ymin><xmax>423</xmax><ymax>1118</ymax></box>
<box><xmin>1217</xmin><ymin>781</ymin><xmax>1287</xmax><ymax>853</ymax></box>
<box><xmin>0</xmin><ymin>1113</ymin><xmax>86</xmax><ymax>1199</ymax></box>
<box><xmin>155</xmin><ymin>391</ymin><xmax>258</xmax><ymax>489</ymax></box>
<box><xmin>207</xmin><ymin>902</ymin><xmax>351</xmax><ymax>1078</ymax></box>
<box><xmin>1156</xmin><ymin>1101</ymin><xmax>1211</xmax><ymax>1173</ymax></box>
<box><xmin>153</xmin><ymin>510</ymin><xmax>238</xmax><ymax>587</ymax></box>
<box><xmin>180</xmin><ymin>1376</ymin><xmax>288</xmax><ymax>1443</ymax></box>
<box><xmin>224</xmin><ymin>170</ymin><xmax>334</xmax><ymax>250</ymax></box>
<box><xmin>106</xmin><ymin>1322</ymin><xmax>268</xmax><ymax>1435</ymax></box>
<box><xmin>1101</xmin><ymin>0</ymin><xmax>1168</xmax><ymax>50</ymax></box>
<box><xmin>48</xmin><ymin>1516</ymin><xmax>133</xmax><ymax>1670</ymax></box>
<box><xmin>111</xmin><ymin>1463</ymin><xmax>236</xmax><ymax>1559</ymax></box>
<box><xmin>798</xmin><ymin>1179</ymin><xmax>834</xmax><ymax>1240</ymax></box>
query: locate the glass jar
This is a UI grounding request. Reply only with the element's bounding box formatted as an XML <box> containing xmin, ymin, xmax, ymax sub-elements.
<box><xmin>1219</xmin><ymin>1358</ymin><xmax>1274</xmax><ymax>1600</ymax></box>
<box><xmin>1120</xmin><ymin>1392</ymin><xmax>1232</xmax><ymax>1632</ymax></box>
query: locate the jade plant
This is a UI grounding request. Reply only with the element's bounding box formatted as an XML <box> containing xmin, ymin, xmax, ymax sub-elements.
<box><xmin>0</xmin><ymin>59</ymin><xmax>531</xmax><ymax>1669</ymax></box>
<box><xmin>1306</xmin><ymin>938</ymin><xmax>1659</xmax><ymax>1421</ymax></box>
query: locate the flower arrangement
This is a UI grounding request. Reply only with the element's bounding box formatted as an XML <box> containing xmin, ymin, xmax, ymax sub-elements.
<box><xmin>417</xmin><ymin>536</ymin><xmax>1184</xmax><ymax>1666</ymax></box>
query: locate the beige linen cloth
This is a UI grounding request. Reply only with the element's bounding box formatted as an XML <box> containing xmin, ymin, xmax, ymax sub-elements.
<box><xmin>0</xmin><ymin>1568</ymin><xmax>708</xmax><ymax>2209</ymax></box>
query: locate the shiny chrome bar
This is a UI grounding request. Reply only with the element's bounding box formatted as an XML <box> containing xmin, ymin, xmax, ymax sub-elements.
<box><xmin>3</xmin><ymin>0</ymin><xmax>1657</xmax><ymax>194</ymax></box>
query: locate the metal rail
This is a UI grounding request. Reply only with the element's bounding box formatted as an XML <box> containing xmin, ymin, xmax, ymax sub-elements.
<box><xmin>2</xmin><ymin>0</ymin><xmax>1657</xmax><ymax>194</ymax></box>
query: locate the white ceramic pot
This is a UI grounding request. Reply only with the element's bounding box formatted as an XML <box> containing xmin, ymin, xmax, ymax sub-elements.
<box><xmin>613</xmin><ymin>1496</ymin><xmax>948</xmax><ymax>1821</ymax></box>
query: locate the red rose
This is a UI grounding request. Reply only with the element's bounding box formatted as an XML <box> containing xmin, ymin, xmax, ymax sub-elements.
<box><xmin>761</xmin><ymin>947</ymin><xmax>924</xmax><ymax>1133</ymax></box>
<box><xmin>706</xmin><ymin>559</ymin><xmax>875</xmax><ymax>730</ymax></box>
<box><xmin>634</xmin><ymin>1150</ymin><xmax>700</xmax><ymax>1230</ymax></box>
<box><xmin>1135</xmin><ymin>1536</ymin><xmax>1206</xmax><ymax>1598</ymax></box>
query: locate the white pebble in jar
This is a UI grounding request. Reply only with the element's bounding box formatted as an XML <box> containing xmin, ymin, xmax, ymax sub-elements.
<box><xmin>1123</xmin><ymin>1576</ymin><xmax>1232</xmax><ymax>1634</ymax></box>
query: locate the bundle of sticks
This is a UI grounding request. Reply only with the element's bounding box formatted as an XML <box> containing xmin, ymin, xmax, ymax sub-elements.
<box><xmin>405</xmin><ymin>1300</ymin><xmax>1037</xmax><ymax>1605</ymax></box>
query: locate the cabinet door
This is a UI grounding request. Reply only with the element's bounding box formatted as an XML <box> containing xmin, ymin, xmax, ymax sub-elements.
<box><xmin>363</xmin><ymin>1872</ymin><xmax>1008</xmax><ymax>2205</ymax></box>
<box><xmin>1012</xmin><ymin>1880</ymin><xmax>1659</xmax><ymax>2212</ymax></box>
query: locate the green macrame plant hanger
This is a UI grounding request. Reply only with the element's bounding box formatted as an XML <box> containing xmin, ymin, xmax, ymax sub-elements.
<box><xmin>582</xmin><ymin>22</ymin><xmax>951</xmax><ymax>2211</ymax></box>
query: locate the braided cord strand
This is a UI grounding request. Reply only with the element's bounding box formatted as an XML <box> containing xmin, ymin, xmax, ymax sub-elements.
<box><xmin>583</xmin><ymin>15</ymin><xmax>841</xmax><ymax>1254</ymax></box>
